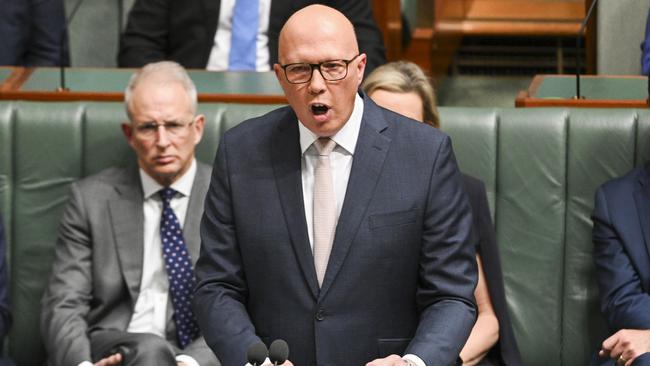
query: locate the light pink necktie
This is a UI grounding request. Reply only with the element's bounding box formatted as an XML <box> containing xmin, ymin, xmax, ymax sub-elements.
<box><xmin>313</xmin><ymin>138</ymin><xmax>337</xmax><ymax>287</ymax></box>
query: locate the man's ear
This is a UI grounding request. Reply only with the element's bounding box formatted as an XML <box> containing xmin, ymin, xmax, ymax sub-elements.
<box><xmin>274</xmin><ymin>63</ymin><xmax>283</xmax><ymax>81</ymax></box>
<box><xmin>121</xmin><ymin>122</ymin><xmax>135</xmax><ymax>148</ymax></box>
<box><xmin>355</xmin><ymin>53</ymin><xmax>367</xmax><ymax>86</ymax></box>
<box><xmin>192</xmin><ymin>114</ymin><xmax>206</xmax><ymax>145</ymax></box>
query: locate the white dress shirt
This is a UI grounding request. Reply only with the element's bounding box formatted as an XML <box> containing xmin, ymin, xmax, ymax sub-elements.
<box><xmin>298</xmin><ymin>95</ymin><xmax>426</xmax><ymax>366</ymax></box>
<box><xmin>79</xmin><ymin>160</ymin><xmax>199</xmax><ymax>366</ymax></box>
<box><xmin>206</xmin><ymin>0</ymin><xmax>272</xmax><ymax>71</ymax></box>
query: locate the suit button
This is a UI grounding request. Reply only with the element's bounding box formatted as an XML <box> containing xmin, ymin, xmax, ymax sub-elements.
<box><xmin>315</xmin><ymin>309</ymin><xmax>324</xmax><ymax>321</ymax></box>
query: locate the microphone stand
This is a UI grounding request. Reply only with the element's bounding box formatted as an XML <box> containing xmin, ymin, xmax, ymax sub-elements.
<box><xmin>574</xmin><ymin>0</ymin><xmax>599</xmax><ymax>99</ymax></box>
<box><xmin>57</xmin><ymin>0</ymin><xmax>85</xmax><ymax>92</ymax></box>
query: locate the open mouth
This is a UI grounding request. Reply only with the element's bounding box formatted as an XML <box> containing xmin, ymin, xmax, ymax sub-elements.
<box><xmin>311</xmin><ymin>103</ymin><xmax>329</xmax><ymax>116</ymax></box>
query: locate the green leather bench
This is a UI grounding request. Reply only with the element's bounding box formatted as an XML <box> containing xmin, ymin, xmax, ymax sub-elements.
<box><xmin>1</xmin><ymin>101</ymin><xmax>649</xmax><ymax>366</ymax></box>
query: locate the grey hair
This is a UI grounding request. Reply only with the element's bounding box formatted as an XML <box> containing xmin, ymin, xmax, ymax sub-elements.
<box><xmin>124</xmin><ymin>61</ymin><xmax>198</xmax><ymax>120</ymax></box>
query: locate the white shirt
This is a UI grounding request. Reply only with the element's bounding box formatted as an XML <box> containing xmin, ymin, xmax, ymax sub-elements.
<box><xmin>78</xmin><ymin>160</ymin><xmax>199</xmax><ymax>366</ymax></box>
<box><xmin>206</xmin><ymin>0</ymin><xmax>272</xmax><ymax>71</ymax></box>
<box><xmin>299</xmin><ymin>93</ymin><xmax>364</xmax><ymax>247</ymax></box>
<box><xmin>298</xmin><ymin>94</ymin><xmax>426</xmax><ymax>366</ymax></box>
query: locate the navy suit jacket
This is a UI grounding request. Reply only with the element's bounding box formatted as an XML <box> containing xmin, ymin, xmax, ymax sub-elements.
<box><xmin>0</xmin><ymin>0</ymin><xmax>68</xmax><ymax>66</ymax></box>
<box><xmin>641</xmin><ymin>11</ymin><xmax>650</xmax><ymax>75</ymax></box>
<box><xmin>593</xmin><ymin>164</ymin><xmax>650</xmax><ymax>365</ymax></box>
<box><xmin>194</xmin><ymin>94</ymin><xmax>478</xmax><ymax>366</ymax></box>
<box><xmin>118</xmin><ymin>0</ymin><xmax>386</xmax><ymax>75</ymax></box>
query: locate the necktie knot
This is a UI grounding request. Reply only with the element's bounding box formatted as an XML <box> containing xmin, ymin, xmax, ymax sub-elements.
<box><xmin>159</xmin><ymin>187</ymin><xmax>177</xmax><ymax>204</ymax></box>
<box><xmin>314</xmin><ymin>138</ymin><xmax>336</xmax><ymax>156</ymax></box>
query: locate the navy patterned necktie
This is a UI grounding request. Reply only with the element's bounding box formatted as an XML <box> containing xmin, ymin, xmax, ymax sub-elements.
<box><xmin>159</xmin><ymin>187</ymin><xmax>200</xmax><ymax>348</ymax></box>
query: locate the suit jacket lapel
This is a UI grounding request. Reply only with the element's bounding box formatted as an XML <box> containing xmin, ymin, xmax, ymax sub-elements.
<box><xmin>272</xmin><ymin>110</ymin><xmax>319</xmax><ymax>298</ymax></box>
<box><xmin>634</xmin><ymin>165</ymin><xmax>650</xmax><ymax>263</ymax></box>
<box><xmin>320</xmin><ymin>98</ymin><xmax>391</xmax><ymax>297</ymax></box>
<box><xmin>109</xmin><ymin>167</ymin><xmax>144</xmax><ymax>302</ymax></box>
<box><xmin>184</xmin><ymin>163</ymin><xmax>211</xmax><ymax>265</ymax></box>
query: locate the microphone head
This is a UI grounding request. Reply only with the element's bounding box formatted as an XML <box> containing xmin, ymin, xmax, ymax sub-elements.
<box><xmin>268</xmin><ymin>339</ymin><xmax>289</xmax><ymax>364</ymax></box>
<box><xmin>246</xmin><ymin>341</ymin><xmax>268</xmax><ymax>366</ymax></box>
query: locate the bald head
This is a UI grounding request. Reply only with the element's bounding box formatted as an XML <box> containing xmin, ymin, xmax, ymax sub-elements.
<box><xmin>278</xmin><ymin>5</ymin><xmax>359</xmax><ymax>64</ymax></box>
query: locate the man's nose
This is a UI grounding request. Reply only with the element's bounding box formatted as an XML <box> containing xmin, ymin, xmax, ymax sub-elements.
<box><xmin>308</xmin><ymin>68</ymin><xmax>326</xmax><ymax>94</ymax></box>
<box><xmin>155</xmin><ymin>125</ymin><xmax>171</xmax><ymax>146</ymax></box>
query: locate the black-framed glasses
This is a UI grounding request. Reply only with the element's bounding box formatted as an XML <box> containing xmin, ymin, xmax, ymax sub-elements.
<box><xmin>134</xmin><ymin>119</ymin><xmax>195</xmax><ymax>140</ymax></box>
<box><xmin>279</xmin><ymin>54</ymin><xmax>361</xmax><ymax>84</ymax></box>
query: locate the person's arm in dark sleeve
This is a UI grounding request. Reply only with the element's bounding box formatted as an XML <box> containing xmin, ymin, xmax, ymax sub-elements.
<box><xmin>593</xmin><ymin>187</ymin><xmax>650</xmax><ymax>329</ymax></box>
<box><xmin>118</xmin><ymin>0</ymin><xmax>170</xmax><ymax>67</ymax></box>
<box><xmin>192</xmin><ymin>138</ymin><xmax>261</xmax><ymax>366</ymax></box>
<box><xmin>642</xmin><ymin>10</ymin><xmax>650</xmax><ymax>75</ymax></box>
<box><xmin>406</xmin><ymin>136</ymin><xmax>478</xmax><ymax>366</ymax></box>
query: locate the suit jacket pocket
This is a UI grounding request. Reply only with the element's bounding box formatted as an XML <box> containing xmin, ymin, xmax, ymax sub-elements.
<box><xmin>369</xmin><ymin>209</ymin><xmax>418</xmax><ymax>230</ymax></box>
<box><xmin>377</xmin><ymin>338</ymin><xmax>411</xmax><ymax>358</ymax></box>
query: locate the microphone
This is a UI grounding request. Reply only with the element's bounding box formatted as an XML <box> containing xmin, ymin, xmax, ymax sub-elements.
<box><xmin>268</xmin><ymin>339</ymin><xmax>289</xmax><ymax>366</ymax></box>
<box><xmin>57</xmin><ymin>0</ymin><xmax>84</xmax><ymax>92</ymax></box>
<box><xmin>574</xmin><ymin>0</ymin><xmax>599</xmax><ymax>99</ymax></box>
<box><xmin>246</xmin><ymin>341</ymin><xmax>268</xmax><ymax>366</ymax></box>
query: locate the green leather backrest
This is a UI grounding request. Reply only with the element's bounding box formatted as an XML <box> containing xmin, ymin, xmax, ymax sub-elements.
<box><xmin>440</xmin><ymin>108</ymin><xmax>650</xmax><ymax>366</ymax></box>
<box><xmin>1</xmin><ymin>103</ymin><xmax>649</xmax><ymax>365</ymax></box>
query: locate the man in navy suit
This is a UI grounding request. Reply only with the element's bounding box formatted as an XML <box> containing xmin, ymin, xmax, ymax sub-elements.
<box><xmin>0</xmin><ymin>0</ymin><xmax>68</xmax><ymax>66</ymax></box>
<box><xmin>593</xmin><ymin>164</ymin><xmax>650</xmax><ymax>366</ymax></box>
<box><xmin>193</xmin><ymin>5</ymin><xmax>477</xmax><ymax>366</ymax></box>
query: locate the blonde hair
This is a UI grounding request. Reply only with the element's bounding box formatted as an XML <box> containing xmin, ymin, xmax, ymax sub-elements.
<box><xmin>362</xmin><ymin>61</ymin><xmax>439</xmax><ymax>128</ymax></box>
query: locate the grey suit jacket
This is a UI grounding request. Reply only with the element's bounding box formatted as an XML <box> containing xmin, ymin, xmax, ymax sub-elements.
<box><xmin>41</xmin><ymin>163</ymin><xmax>217</xmax><ymax>366</ymax></box>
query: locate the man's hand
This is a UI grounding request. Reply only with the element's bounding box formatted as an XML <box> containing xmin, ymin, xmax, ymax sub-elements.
<box><xmin>94</xmin><ymin>353</ymin><xmax>122</xmax><ymax>366</ymax></box>
<box><xmin>366</xmin><ymin>354</ymin><xmax>409</xmax><ymax>366</ymax></box>
<box><xmin>599</xmin><ymin>329</ymin><xmax>650</xmax><ymax>366</ymax></box>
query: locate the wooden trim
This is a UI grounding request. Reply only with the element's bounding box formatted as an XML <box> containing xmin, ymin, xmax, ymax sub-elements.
<box><xmin>515</xmin><ymin>96</ymin><xmax>649</xmax><ymax>108</ymax></box>
<box><xmin>0</xmin><ymin>90</ymin><xmax>287</xmax><ymax>104</ymax></box>
<box><xmin>516</xmin><ymin>74</ymin><xmax>650</xmax><ymax>108</ymax></box>
<box><xmin>371</xmin><ymin>0</ymin><xmax>402</xmax><ymax>61</ymax></box>
<box><xmin>463</xmin><ymin>2</ymin><xmax>584</xmax><ymax>21</ymax></box>
<box><xmin>436</xmin><ymin>20</ymin><xmax>581</xmax><ymax>36</ymax></box>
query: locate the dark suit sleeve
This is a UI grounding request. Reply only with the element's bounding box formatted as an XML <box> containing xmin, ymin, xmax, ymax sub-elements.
<box><xmin>26</xmin><ymin>0</ymin><xmax>68</xmax><ymax>66</ymax></box>
<box><xmin>465</xmin><ymin>177</ymin><xmax>523</xmax><ymax>366</ymax></box>
<box><xmin>40</xmin><ymin>183</ymin><xmax>94</xmax><ymax>366</ymax></box>
<box><xmin>593</xmin><ymin>187</ymin><xmax>650</xmax><ymax>329</ymax></box>
<box><xmin>329</xmin><ymin>0</ymin><xmax>386</xmax><ymax>75</ymax></box>
<box><xmin>642</xmin><ymin>9</ymin><xmax>650</xmax><ymax>76</ymax></box>
<box><xmin>406</xmin><ymin>136</ymin><xmax>478</xmax><ymax>365</ymax></box>
<box><xmin>118</xmin><ymin>0</ymin><xmax>170</xmax><ymax>67</ymax></box>
<box><xmin>0</xmin><ymin>0</ymin><xmax>67</xmax><ymax>66</ymax></box>
<box><xmin>0</xmin><ymin>217</ymin><xmax>11</xmax><ymax>342</ymax></box>
<box><xmin>193</xmin><ymin>139</ymin><xmax>260</xmax><ymax>366</ymax></box>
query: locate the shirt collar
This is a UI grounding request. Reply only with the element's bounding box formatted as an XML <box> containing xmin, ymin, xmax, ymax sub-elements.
<box><xmin>298</xmin><ymin>92</ymin><xmax>364</xmax><ymax>155</ymax></box>
<box><xmin>140</xmin><ymin>158</ymin><xmax>197</xmax><ymax>200</ymax></box>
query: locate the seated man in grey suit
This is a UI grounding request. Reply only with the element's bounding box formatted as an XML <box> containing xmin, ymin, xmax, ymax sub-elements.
<box><xmin>41</xmin><ymin>61</ymin><xmax>220</xmax><ymax>366</ymax></box>
<box><xmin>194</xmin><ymin>5</ymin><xmax>477</xmax><ymax>366</ymax></box>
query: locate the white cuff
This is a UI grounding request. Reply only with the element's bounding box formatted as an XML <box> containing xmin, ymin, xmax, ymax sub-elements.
<box><xmin>176</xmin><ymin>354</ymin><xmax>200</xmax><ymax>366</ymax></box>
<box><xmin>245</xmin><ymin>357</ymin><xmax>272</xmax><ymax>366</ymax></box>
<box><xmin>403</xmin><ymin>353</ymin><xmax>426</xmax><ymax>366</ymax></box>
<box><xmin>78</xmin><ymin>362</ymin><xmax>93</xmax><ymax>366</ymax></box>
